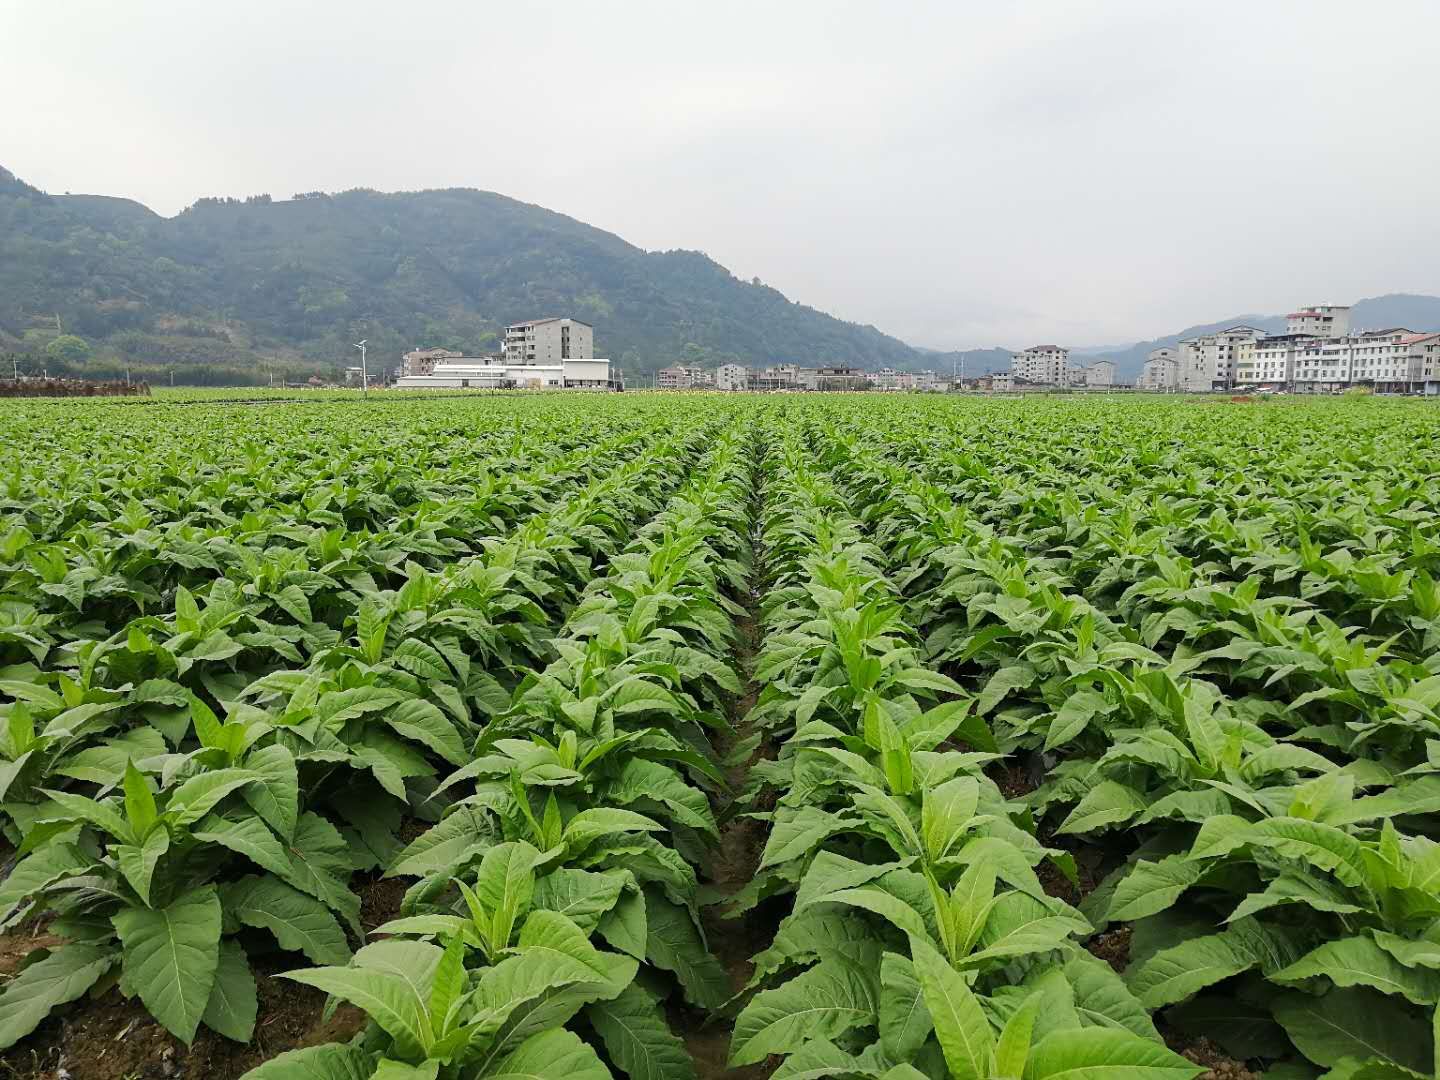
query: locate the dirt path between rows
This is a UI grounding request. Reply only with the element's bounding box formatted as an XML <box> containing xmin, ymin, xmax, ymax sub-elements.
<box><xmin>684</xmin><ymin>450</ymin><xmax>778</xmax><ymax>1080</ymax></box>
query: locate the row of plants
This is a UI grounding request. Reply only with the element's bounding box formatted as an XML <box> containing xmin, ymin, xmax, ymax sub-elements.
<box><xmin>212</xmin><ymin>415</ymin><xmax>757</xmax><ymax>1077</ymax></box>
<box><xmin>721</xmin><ymin>420</ymin><xmax>1204</xmax><ymax>1079</ymax></box>
<box><xmin>0</xmin><ymin>405</ymin><xmax>730</xmax><ymax>1061</ymax></box>
<box><xmin>823</xmin><ymin>401</ymin><xmax>1440</xmax><ymax>1077</ymax></box>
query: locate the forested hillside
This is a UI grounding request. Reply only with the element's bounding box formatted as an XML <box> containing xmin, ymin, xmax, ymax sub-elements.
<box><xmin>0</xmin><ymin>165</ymin><xmax>927</xmax><ymax>383</ymax></box>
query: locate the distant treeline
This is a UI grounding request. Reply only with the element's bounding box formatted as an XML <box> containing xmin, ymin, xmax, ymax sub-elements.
<box><xmin>0</xmin><ymin>352</ymin><xmax>315</xmax><ymax>387</ymax></box>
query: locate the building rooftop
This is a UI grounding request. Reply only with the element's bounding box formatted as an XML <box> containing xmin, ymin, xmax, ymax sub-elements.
<box><xmin>507</xmin><ymin>317</ymin><xmax>593</xmax><ymax>328</ymax></box>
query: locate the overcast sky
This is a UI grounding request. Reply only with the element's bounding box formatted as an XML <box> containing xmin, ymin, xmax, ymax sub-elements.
<box><xmin>5</xmin><ymin>1</ymin><xmax>1438</xmax><ymax>348</ymax></box>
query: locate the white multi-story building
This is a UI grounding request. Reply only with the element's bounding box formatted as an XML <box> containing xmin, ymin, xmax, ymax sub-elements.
<box><xmin>1287</xmin><ymin>305</ymin><xmax>1351</xmax><ymax>339</ymax></box>
<box><xmin>1179</xmin><ymin>326</ymin><xmax>1263</xmax><ymax>392</ymax></box>
<box><xmin>1011</xmin><ymin>346</ymin><xmax>1069</xmax><ymax>385</ymax></box>
<box><xmin>716</xmin><ymin>363</ymin><xmax>749</xmax><ymax>391</ymax></box>
<box><xmin>503</xmin><ymin>318</ymin><xmax>593</xmax><ymax>365</ymax></box>
<box><xmin>1418</xmin><ymin>334</ymin><xmax>1440</xmax><ymax>395</ymax></box>
<box><xmin>395</xmin><ymin>357</ymin><xmax>611</xmax><ymax>390</ymax></box>
<box><xmin>1083</xmin><ymin>360</ymin><xmax>1115</xmax><ymax>387</ymax></box>
<box><xmin>1139</xmin><ymin>348</ymin><xmax>1181</xmax><ymax>390</ymax></box>
<box><xmin>1236</xmin><ymin>327</ymin><xmax>1437</xmax><ymax>394</ymax></box>
<box><xmin>1236</xmin><ymin>335</ymin><xmax>1308</xmax><ymax>390</ymax></box>
<box><xmin>1349</xmin><ymin>329</ymin><xmax>1426</xmax><ymax>393</ymax></box>
<box><xmin>657</xmin><ymin>365</ymin><xmax>713</xmax><ymax>389</ymax></box>
<box><xmin>754</xmin><ymin>364</ymin><xmax>799</xmax><ymax>391</ymax></box>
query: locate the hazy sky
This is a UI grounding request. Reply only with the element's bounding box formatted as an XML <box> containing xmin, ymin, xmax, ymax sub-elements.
<box><xmin>5</xmin><ymin>1</ymin><xmax>1438</xmax><ymax>348</ymax></box>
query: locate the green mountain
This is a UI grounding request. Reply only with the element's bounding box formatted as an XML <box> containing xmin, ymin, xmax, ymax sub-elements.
<box><xmin>0</xmin><ymin>165</ymin><xmax>928</xmax><ymax>383</ymax></box>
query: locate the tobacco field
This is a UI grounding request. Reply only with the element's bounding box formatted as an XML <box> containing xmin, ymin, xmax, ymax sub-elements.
<box><xmin>2</xmin><ymin>391</ymin><xmax>1439</xmax><ymax>1080</ymax></box>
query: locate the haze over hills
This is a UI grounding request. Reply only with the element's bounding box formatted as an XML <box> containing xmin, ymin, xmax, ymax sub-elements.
<box><xmin>2</xmin><ymin>164</ymin><xmax>1436</xmax><ymax>386</ymax></box>
<box><xmin>0</xmin><ymin>165</ymin><xmax>930</xmax><ymax>383</ymax></box>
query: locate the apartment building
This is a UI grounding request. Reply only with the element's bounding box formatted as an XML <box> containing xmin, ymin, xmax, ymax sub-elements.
<box><xmin>1179</xmin><ymin>326</ymin><xmax>1263</xmax><ymax>392</ymax></box>
<box><xmin>1139</xmin><ymin>347</ymin><xmax>1180</xmax><ymax>390</ymax></box>
<box><xmin>1235</xmin><ymin>327</ymin><xmax>1438</xmax><ymax>394</ymax></box>
<box><xmin>1011</xmin><ymin>346</ymin><xmax>1069</xmax><ymax>385</ymax></box>
<box><xmin>400</xmin><ymin>348</ymin><xmax>464</xmax><ymax>377</ymax></box>
<box><xmin>1235</xmin><ymin>335</ymin><xmax>1307</xmax><ymax>389</ymax></box>
<box><xmin>797</xmin><ymin>366</ymin><xmax>869</xmax><ymax>391</ymax></box>
<box><xmin>503</xmin><ymin>318</ymin><xmax>594</xmax><ymax>365</ymax></box>
<box><xmin>1287</xmin><ymin>305</ymin><xmax>1351</xmax><ymax>339</ymax></box>
<box><xmin>656</xmin><ymin>365</ymin><xmax>713</xmax><ymax>389</ymax></box>
<box><xmin>753</xmin><ymin>364</ymin><xmax>800</xmax><ymax>391</ymax></box>
<box><xmin>716</xmin><ymin>363</ymin><xmax>749</xmax><ymax>391</ymax></box>
<box><xmin>395</xmin><ymin>357</ymin><xmax>611</xmax><ymax>390</ymax></box>
<box><xmin>1419</xmin><ymin>335</ymin><xmax>1440</xmax><ymax>395</ymax></box>
<box><xmin>1080</xmin><ymin>359</ymin><xmax>1115</xmax><ymax>387</ymax></box>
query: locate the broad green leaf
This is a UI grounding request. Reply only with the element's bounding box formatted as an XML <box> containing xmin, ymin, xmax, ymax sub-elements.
<box><xmin>1057</xmin><ymin>782</ymin><xmax>1147</xmax><ymax>836</ymax></box>
<box><xmin>587</xmin><ymin>983</ymin><xmax>694</xmax><ymax>1080</ymax></box>
<box><xmin>1046</xmin><ymin>691</ymin><xmax>1109</xmax><ymax>752</ymax></box>
<box><xmin>1248</xmin><ymin>818</ymin><xmax>1369</xmax><ymax>887</ymax></box>
<box><xmin>123</xmin><ymin>760</ymin><xmax>158</xmax><ymax>839</ymax></box>
<box><xmin>224</xmin><ymin>875</ymin><xmax>351</xmax><ymax>965</ymax></box>
<box><xmin>237</xmin><ymin>1043</ymin><xmax>377</xmax><ymax>1079</ymax></box>
<box><xmin>35</xmin><ymin>788</ymin><xmax>133</xmax><ymax>845</ymax></box>
<box><xmin>1274</xmin><ymin>936</ymin><xmax>1440</xmax><ymax>1006</ymax></box>
<box><xmin>1273</xmin><ymin>987</ymin><xmax>1432</xmax><ymax>1071</ymax></box>
<box><xmin>113</xmin><ymin>885</ymin><xmax>223</xmax><ymax>1044</ymax></box>
<box><xmin>806</xmin><ymin>884</ymin><xmax>929</xmax><ymax>939</ymax></box>
<box><xmin>532</xmin><ymin>868</ymin><xmax>626</xmax><ymax>934</ymax></box>
<box><xmin>1126</xmin><ymin>923</ymin><xmax>1289</xmax><ymax>1009</ymax></box>
<box><xmin>729</xmin><ymin>953</ymin><xmax>878</xmax><ymax>1066</ymax></box>
<box><xmin>644</xmin><ymin>895</ymin><xmax>729</xmax><ymax>1010</ymax></box>
<box><xmin>384</xmin><ymin>698</ymin><xmax>466</xmax><ymax>766</ymax></box>
<box><xmin>482</xmin><ymin>1026</ymin><xmax>613</xmax><ymax>1080</ymax></box>
<box><xmin>1062</xmin><ymin>953</ymin><xmax>1160</xmax><ymax>1042</ymax></box>
<box><xmin>910</xmin><ymin>936</ymin><xmax>993</xmax><ymax>1080</ymax></box>
<box><xmin>759</xmin><ymin>806</ymin><xmax>857</xmax><ymax>870</ymax></box>
<box><xmin>203</xmin><ymin>939</ymin><xmax>258</xmax><ymax>1042</ymax></box>
<box><xmin>278</xmin><ymin>812</ymin><xmax>360</xmax><ymax>931</ymax></box>
<box><xmin>166</xmin><ymin>766</ymin><xmax>260</xmax><ymax>826</ymax></box>
<box><xmin>880</xmin><ymin>951</ymin><xmax>933</xmax><ymax>1061</ymax></box>
<box><xmin>1023</xmin><ymin>1026</ymin><xmax>1203</xmax><ymax>1080</ymax></box>
<box><xmin>995</xmin><ymin>992</ymin><xmax>1043</xmax><ymax>1079</ymax></box>
<box><xmin>0</xmin><ymin>942</ymin><xmax>116</xmax><ymax>1050</ymax></box>
<box><xmin>922</xmin><ymin>775</ymin><xmax>980</xmax><ymax>864</ymax></box>
<box><xmin>373</xmin><ymin>1058</ymin><xmax>440</xmax><ymax>1080</ymax></box>
<box><xmin>1105</xmin><ymin>856</ymin><xmax>1206</xmax><ymax>923</ymax></box>
<box><xmin>115</xmin><ymin>825</ymin><xmax>170</xmax><ymax>906</ymax></box>
<box><xmin>283</xmin><ymin>946</ymin><xmax>438</xmax><ymax>1058</ymax></box>
<box><xmin>195</xmin><ymin>812</ymin><xmax>292</xmax><ymax>876</ymax></box>
<box><xmin>563</xmin><ymin>807</ymin><xmax>665</xmax><ymax>852</ymax></box>
<box><xmin>597</xmin><ymin>886</ymin><xmax>647</xmax><ymax>961</ymax></box>
<box><xmin>387</xmin><ymin>807</ymin><xmax>494</xmax><ymax>878</ymax></box>
<box><xmin>242</xmin><ymin>744</ymin><xmax>300</xmax><ymax>842</ymax></box>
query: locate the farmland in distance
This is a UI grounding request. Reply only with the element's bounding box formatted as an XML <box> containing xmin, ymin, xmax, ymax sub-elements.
<box><xmin>2</xmin><ymin>392</ymin><xmax>1439</xmax><ymax>1080</ymax></box>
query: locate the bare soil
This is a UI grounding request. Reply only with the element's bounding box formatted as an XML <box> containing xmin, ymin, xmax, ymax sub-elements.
<box><xmin>0</xmin><ymin>962</ymin><xmax>366</xmax><ymax>1080</ymax></box>
<box><xmin>1172</xmin><ymin>1036</ymin><xmax>1260</xmax><ymax>1080</ymax></box>
<box><xmin>1086</xmin><ymin>925</ymin><xmax>1132</xmax><ymax>973</ymax></box>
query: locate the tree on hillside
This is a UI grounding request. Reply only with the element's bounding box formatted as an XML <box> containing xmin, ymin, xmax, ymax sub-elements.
<box><xmin>45</xmin><ymin>334</ymin><xmax>92</xmax><ymax>363</ymax></box>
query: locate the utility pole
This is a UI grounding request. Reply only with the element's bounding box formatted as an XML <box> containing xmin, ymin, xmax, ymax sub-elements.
<box><xmin>354</xmin><ymin>340</ymin><xmax>368</xmax><ymax>393</ymax></box>
<box><xmin>169</xmin><ymin>368</ymin><xmax>175</xmax><ymax>388</ymax></box>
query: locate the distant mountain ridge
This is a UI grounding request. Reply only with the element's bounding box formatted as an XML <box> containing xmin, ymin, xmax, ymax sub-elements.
<box><xmin>0</xmin><ymin>164</ymin><xmax>930</xmax><ymax>382</ymax></box>
<box><xmin>1078</xmin><ymin>295</ymin><xmax>1440</xmax><ymax>380</ymax></box>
